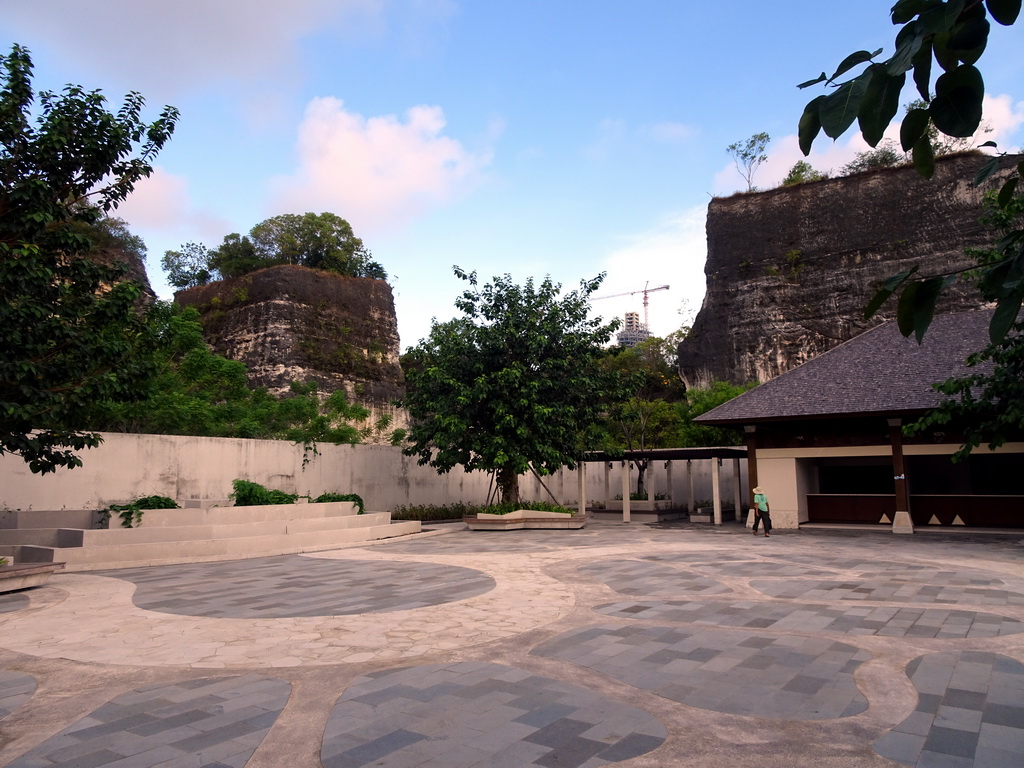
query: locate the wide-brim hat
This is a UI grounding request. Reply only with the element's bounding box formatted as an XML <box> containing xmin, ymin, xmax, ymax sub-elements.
<box><xmin>752</xmin><ymin>487</ymin><xmax>763</xmax><ymax>494</ymax></box>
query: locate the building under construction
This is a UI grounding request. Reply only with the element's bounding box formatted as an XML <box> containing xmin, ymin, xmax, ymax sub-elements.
<box><xmin>616</xmin><ymin>312</ymin><xmax>650</xmax><ymax>347</ymax></box>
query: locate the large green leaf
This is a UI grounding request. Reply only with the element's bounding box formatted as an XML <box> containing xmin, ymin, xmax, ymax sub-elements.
<box><xmin>797</xmin><ymin>72</ymin><xmax>827</xmax><ymax>89</ymax></box>
<box><xmin>912</xmin><ymin>133</ymin><xmax>936</xmax><ymax>179</ymax></box>
<box><xmin>865</xmin><ymin>266</ymin><xmax>918</xmax><ymax>320</ymax></box>
<box><xmin>986</xmin><ymin>0</ymin><xmax>1022</xmax><ymax>24</ymax></box>
<box><xmin>898</xmin><ymin>276</ymin><xmax>951</xmax><ymax>342</ymax></box>
<box><xmin>973</xmin><ymin>154</ymin><xmax>1002</xmax><ymax>185</ymax></box>
<box><xmin>860</xmin><ymin>66</ymin><xmax>906</xmax><ymax>146</ymax></box>
<box><xmin>948</xmin><ymin>16</ymin><xmax>990</xmax><ymax>64</ymax></box>
<box><xmin>891</xmin><ymin>0</ymin><xmax>930</xmax><ymax>24</ymax></box>
<box><xmin>889</xmin><ymin>22</ymin><xmax>926</xmax><ymax>75</ymax></box>
<box><xmin>997</xmin><ymin>176</ymin><xmax>1019</xmax><ymax>208</ymax></box>
<box><xmin>820</xmin><ymin>74</ymin><xmax>870</xmax><ymax>139</ymax></box>
<box><xmin>829</xmin><ymin>48</ymin><xmax>883</xmax><ymax>81</ymax></box>
<box><xmin>798</xmin><ymin>96</ymin><xmax>824</xmax><ymax>155</ymax></box>
<box><xmin>920</xmin><ymin>0</ymin><xmax>966</xmax><ymax>33</ymax></box>
<box><xmin>990</xmin><ymin>294</ymin><xmax>1023</xmax><ymax>342</ymax></box>
<box><xmin>900</xmin><ymin>107</ymin><xmax>931</xmax><ymax>150</ymax></box>
<box><xmin>911</xmin><ymin>42</ymin><xmax>933</xmax><ymax>100</ymax></box>
<box><xmin>930</xmin><ymin>65</ymin><xmax>984</xmax><ymax>136</ymax></box>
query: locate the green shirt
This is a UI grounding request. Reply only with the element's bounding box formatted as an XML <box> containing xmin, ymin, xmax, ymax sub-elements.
<box><xmin>754</xmin><ymin>493</ymin><xmax>768</xmax><ymax>512</ymax></box>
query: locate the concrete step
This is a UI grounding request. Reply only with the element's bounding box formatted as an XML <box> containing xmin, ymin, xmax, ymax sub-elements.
<box><xmin>113</xmin><ymin>501</ymin><xmax>361</xmax><ymax>528</ymax></box>
<box><xmin>20</xmin><ymin>520</ymin><xmax>421</xmax><ymax>571</ymax></box>
<box><xmin>60</xmin><ymin>512</ymin><xmax>392</xmax><ymax>547</ymax></box>
<box><xmin>0</xmin><ymin>509</ymin><xmax>98</xmax><ymax>530</ymax></box>
<box><xmin>0</xmin><ymin>528</ymin><xmax>65</xmax><ymax>547</ymax></box>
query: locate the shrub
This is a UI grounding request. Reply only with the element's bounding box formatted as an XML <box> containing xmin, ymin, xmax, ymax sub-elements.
<box><xmin>101</xmin><ymin>494</ymin><xmax>179</xmax><ymax>528</ymax></box>
<box><xmin>312</xmin><ymin>492</ymin><xmax>365</xmax><ymax>514</ymax></box>
<box><xmin>390</xmin><ymin>502</ymin><xmax>479</xmax><ymax>521</ymax></box>
<box><xmin>230</xmin><ymin>479</ymin><xmax>298</xmax><ymax>506</ymax></box>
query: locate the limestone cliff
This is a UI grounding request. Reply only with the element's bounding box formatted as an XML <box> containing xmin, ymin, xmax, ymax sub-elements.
<box><xmin>678</xmin><ymin>152</ymin><xmax>1019</xmax><ymax>387</ymax></box>
<box><xmin>174</xmin><ymin>266</ymin><xmax>405</xmax><ymax>439</ymax></box>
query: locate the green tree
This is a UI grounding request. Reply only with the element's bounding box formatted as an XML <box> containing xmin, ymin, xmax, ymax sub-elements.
<box><xmin>161</xmin><ymin>242</ymin><xmax>212</xmax><ymax>289</ymax></box>
<box><xmin>782</xmin><ymin>159</ymin><xmax>826</xmax><ymax>186</ymax></box>
<box><xmin>726</xmin><ymin>132</ymin><xmax>770</xmax><ymax>191</ymax></box>
<box><xmin>675</xmin><ymin>382</ymin><xmax>759</xmax><ymax>448</ymax></box>
<box><xmin>401</xmin><ymin>268</ymin><xmax>621</xmax><ymax>504</ymax></box>
<box><xmin>0</xmin><ymin>44</ymin><xmax>178</xmax><ymax>473</ymax></box>
<box><xmin>841</xmin><ymin>139</ymin><xmax>906</xmax><ymax>175</ymax></box>
<box><xmin>166</xmin><ymin>212</ymin><xmax>388</xmax><ymax>285</ymax></box>
<box><xmin>597</xmin><ymin>336</ymin><xmax>686</xmax><ymax>497</ymax></box>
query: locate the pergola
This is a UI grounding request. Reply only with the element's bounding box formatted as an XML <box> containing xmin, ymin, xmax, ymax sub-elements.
<box><xmin>578</xmin><ymin>447</ymin><xmax>748</xmax><ymax>524</ymax></box>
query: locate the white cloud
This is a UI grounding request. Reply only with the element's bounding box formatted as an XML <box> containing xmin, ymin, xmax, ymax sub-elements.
<box><xmin>713</xmin><ymin>91</ymin><xmax>1024</xmax><ymax>195</ymax></box>
<box><xmin>269</xmin><ymin>97</ymin><xmax>492</xmax><ymax>233</ymax></box>
<box><xmin>3</xmin><ymin>0</ymin><xmax>454</xmax><ymax>96</ymax></box>
<box><xmin>982</xmin><ymin>93</ymin><xmax>1024</xmax><ymax>151</ymax></box>
<box><xmin>594</xmin><ymin>207</ymin><xmax>709</xmax><ymax>338</ymax></box>
<box><xmin>114</xmin><ymin>167</ymin><xmax>230</xmax><ymax>243</ymax></box>
<box><xmin>645</xmin><ymin>121</ymin><xmax>696</xmax><ymax>143</ymax></box>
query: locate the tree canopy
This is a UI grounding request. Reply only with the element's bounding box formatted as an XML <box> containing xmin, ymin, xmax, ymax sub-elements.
<box><xmin>0</xmin><ymin>44</ymin><xmax>179</xmax><ymax>473</ymax></box>
<box><xmin>726</xmin><ymin>132</ymin><xmax>770</xmax><ymax>191</ymax></box>
<box><xmin>401</xmin><ymin>268</ymin><xmax>622</xmax><ymax>504</ymax></box>
<box><xmin>163</xmin><ymin>212</ymin><xmax>387</xmax><ymax>288</ymax></box>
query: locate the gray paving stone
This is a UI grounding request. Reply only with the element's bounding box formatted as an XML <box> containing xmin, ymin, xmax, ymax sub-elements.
<box><xmin>322</xmin><ymin>662</ymin><xmax>666</xmax><ymax>767</ymax></box>
<box><xmin>533</xmin><ymin>624</ymin><xmax>868</xmax><ymax>720</ymax></box>
<box><xmin>752</xmin><ymin>577</ymin><xmax>1024</xmax><ymax>606</ymax></box>
<box><xmin>7</xmin><ymin>676</ymin><xmax>290</xmax><ymax>768</ymax></box>
<box><xmin>579</xmin><ymin>560</ymin><xmax>732</xmax><ymax>598</ymax></box>
<box><xmin>0</xmin><ymin>668</ymin><xmax>37</xmax><ymax>719</ymax></box>
<box><xmin>100</xmin><ymin>556</ymin><xmax>495</xmax><ymax>618</ymax></box>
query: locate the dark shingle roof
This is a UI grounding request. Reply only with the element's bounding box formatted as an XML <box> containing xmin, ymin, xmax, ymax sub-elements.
<box><xmin>695</xmin><ymin>310</ymin><xmax>995</xmax><ymax>425</ymax></box>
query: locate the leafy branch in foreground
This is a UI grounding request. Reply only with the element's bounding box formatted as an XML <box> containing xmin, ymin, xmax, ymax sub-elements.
<box><xmin>797</xmin><ymin>1</ymin><xmax>1022</xmax><ymax>344</ymax></box>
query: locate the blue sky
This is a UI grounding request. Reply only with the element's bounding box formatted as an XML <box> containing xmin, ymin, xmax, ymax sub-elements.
<box><xmin>3</xmin><ymin>1</ymin><xmax>1022</xmax><ymax>350</ymax></box>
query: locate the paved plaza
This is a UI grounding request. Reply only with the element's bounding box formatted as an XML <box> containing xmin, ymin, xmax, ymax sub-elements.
<box><xmin>1</xmin><ymin>521</ymin><xmax>1023</xmax><ymax>767</ymax></box>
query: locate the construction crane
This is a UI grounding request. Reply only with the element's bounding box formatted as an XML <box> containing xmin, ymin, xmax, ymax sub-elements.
<box><xmin>591</xmin><ymin>282</ymin><xmax>670</xmax><ymax>331</ymax></box>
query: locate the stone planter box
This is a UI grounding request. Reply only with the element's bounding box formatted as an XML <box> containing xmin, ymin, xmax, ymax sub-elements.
<box><xmin>689</xmin><ymin>507</ymin><xmax>737</xmax><ymax>524</ymax></box>
<box><xmin>605</xmin><ymin>499</ymin><xmax>673</xmax><ymax>512</ymax></box>
<box><xmin>464</xmin><ymin>509</ymin><xmax>586</xmax><ymax>531</ymax></box>
<box><xmin>0</xmin><ymin>562</ymin><xmax>65</xmax><ymax>594</ymax></box>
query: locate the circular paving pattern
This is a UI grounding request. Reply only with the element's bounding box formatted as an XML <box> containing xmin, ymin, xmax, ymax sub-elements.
<box><xmin>533</xmin><ymin>624</ymin><xmax>869</xmax><ymax>720</ymax></box>
<box><xmin>751</xmin><ymin>578</ymin><xmax>1024</xmax><ymax>606</ymax></box>
<box><xmin>8</xmin><ymin>675</ymin><xmax>290</xmax><ymax>768</ymax></box>
<box><xmin>594</xmin><ymin>599</ymin><xmax>1024</xmax><ymax>638</ymax></box>
<box><xmin>579</xmin><ymin>560</ymin><xmax>732</xmax><ymax>598</ymax></box>
<box><xmin>102</xmin><ymin>555</ymin><xmax>496</xmax><ymax>618</ymax></box>
<box><xmin>321</xmin><ymin>662</ymin><xmax>667</xmax><ymax>768</ymax></box>
<box><xmin>0</xmin><ymin>593</ymin><xmax>29</xmax><ymax>613</ymax></box>
<box><xmin>873</xmin><ymin>651</ymin><xmax>1024</xmax><ymax>767</ymax></box>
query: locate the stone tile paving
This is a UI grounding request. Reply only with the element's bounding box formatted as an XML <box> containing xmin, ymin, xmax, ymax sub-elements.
<box><xmin>0</xmin><ymin>669</ymin><xmax>36</xmax><ymax>719</ymax></box>
<box><xmin>101</xmin><ymin>555</ymin><xmax>496</xmax><ymax>618</ymax></box>
<box><xmin>0</xmin><ymin>592</ymin><xmax>29</xmax><ymax>613</ymax></box>
<box><xmin>594</xmin><ymin>599</ymin><xmax>1024</xmax><ymax>638</ymax></box>
<box><xmin>533</xmin><ymin>624</ymin><xmax>870</xmax><ymax>720</ymax></box>
<box><xmin>8</xmin><ymin>675</ymin><xmax>290</xmax><ymax>768</ymax></box>
<box><xmin>752</xmin><ymin>578</ymin><xmax>1024</xmax><ymax>606</ymax></box>
<box><xmin>873</xmin><ymin>651</ymin><xmax>1024</xmax><ymax>767</ymax></box>
<box><xmin>578</xmin><ymin>559</ymin><xmax>733</xmax><ymax>597</ymax></box>
<box><xmin>321</xmin><ymin>661</ymin><xmax>666</xmax><ymax>768</ymax></box>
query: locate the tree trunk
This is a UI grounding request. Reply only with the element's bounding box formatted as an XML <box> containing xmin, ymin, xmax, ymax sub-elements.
<box><xmin>635</xmin><ymin>459</ymin><xmax>648</xmax><ymax>500</ymax></box>
<box><xmin>497</xmin><ymin>466</ymin><xmax>520</xmax><ymax>506</ymax></box>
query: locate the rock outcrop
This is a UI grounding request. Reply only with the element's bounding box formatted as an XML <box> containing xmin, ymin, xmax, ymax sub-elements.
<box><xmin>678</xmin><ymin>152</ymin><xmax>1018</xmax><ymax>387</ymax></box>
<box><xmin>175</xmin><ymin>266</ymin><xmax>405</xmax><ymax>439</ymax></box>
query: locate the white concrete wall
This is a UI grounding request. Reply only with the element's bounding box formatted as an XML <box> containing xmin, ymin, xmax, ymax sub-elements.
<box><xmin>0</xmin><ymin>433</ymin><xmax>742</xmax><ymax>515</ymax></box>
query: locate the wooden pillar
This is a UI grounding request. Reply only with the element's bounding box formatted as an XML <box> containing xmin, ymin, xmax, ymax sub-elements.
<box><xmin>744</xmin><ymin>425</ymin><xmax>758</xmax><ymax>528</ymax></box>
<box><xmin>621</xmin><ymin>460</ymin><xmax>631</xmax><ymax>523</ymax></box>
<box><xmin>888</xmin><ymin>418</ymin><xmax>913</xmax><ymax>534</ymax></box>
<box><xmin>731</xmin><ymin>458</ymin><xmax>741</xmax><ymax>523</ymax></box>
<box><xmin>712</xmin><ymin>458</ymin><xmax>722</xmax><ymax>526</ymax></box>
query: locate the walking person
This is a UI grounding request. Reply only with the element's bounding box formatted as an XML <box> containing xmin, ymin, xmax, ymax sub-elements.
<box><xmin>751</xmin><ymin>486</ymin><xmax>772</xmax><ymax>537</ymax></box>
